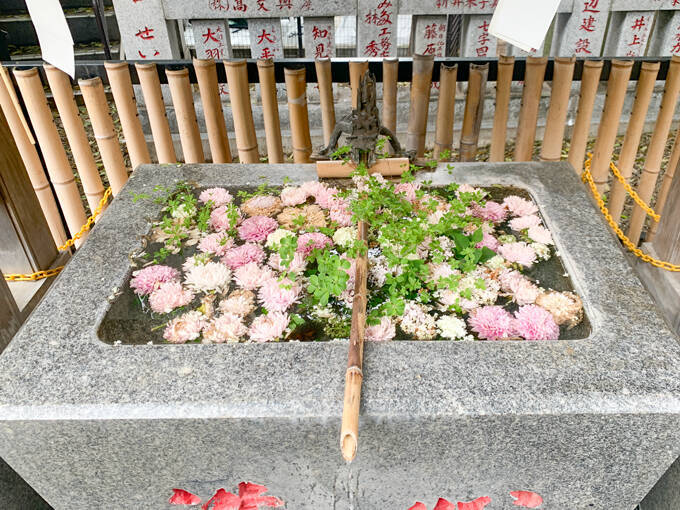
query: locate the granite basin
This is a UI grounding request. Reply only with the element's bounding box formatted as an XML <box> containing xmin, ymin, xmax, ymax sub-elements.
<box><xmin>0</xmin><ymin>162</ymin><xmax>678</xmax><ymax>509</ymax></box>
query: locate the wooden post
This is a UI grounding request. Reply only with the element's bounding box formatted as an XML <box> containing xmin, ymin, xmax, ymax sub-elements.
<box><xmin>257</xmin><ymin>59</ymin><xmax>284</xmax><ymax>163</ymax></box>
<box><xmin>459</xmin><ymin>63</ymin><xmax>488</xmax><ymax>162</ymax></box>
<box><xmin>382</xmin><ymin>58</ymin><xmax>398</xmax><ymax>137</ymax></box>
<box><xmin>13</xmin><ymin>68</ymin><xmax>88</xmax><ymax>243</ymax></box>
<box><xmin>166</xmin><ymin>67</ymin><xmax>205</xmax><ymax>164</ymax></box>
<box><xmin>649</xmin><ymin>161</ymin><xmax>680</xmax><ymax>265</ymax></box>
<box><xmin>104</xmin><ymin>62</ymin><xmax>151</xmax><ymax>169</ymax></box>
<box><xmin>648</xmin><ymin>128</ymin><xmax>680</xmax><ymax>241</ymax></box>
<box><xmin>540</xmin><ymin>57</ymin><xmax>575</xmax><ymax>162</ymax></box>
<box><xmin>0</xmin><ymin>272</ymin><xmax>21</xmax><ymax>351</ymax></box>
<box><xmin>315</xmin><ymin>58</ymin><xmax>335</xmax><ymax>147</ymax></box>
<box><xmin>284</xmin><ymin>67</ymin><xmax>312</xmax><ymax>164</ymax></box>
<box><xmin>489</xmin><ymin>55</ymin><xmax>514</xmax><ymax>162</ymax></box>
<box><xmin>224</xmin><ymin>60</ymin><xmax>259</xmax><ymax>163</ymax></box>
<box><xmin>349</xmin><ymin>60</ymin><xmax>368</xmax><ymax>109</ymax></box>
<box><xmin>79</xmin><ymin>77</ymin><xmax>129</xmax><ymax>195</ymax></box>
<box><xmin>608</xmin><ymin>61</ymin><xmax>660</xmax><ymax>224</ymax></box>
<box><xmin>44</xmin><ymin>65</ymin><xmax>105</xmax><ymax>214</ymax></box>
<box><xmin>514</xmin><ymin>56</ymin><xmax>548</xmax><ymax>162</ymax></box>
<box><xmin>567</xmin><ymin>59</ymin><xmax>604</xmax><ymax>174</ymax></box>
<box><xmin>193</xmin><ymin>59</ymin><xmax>232</xmax><ymax>164</ymax></box>
<box><xmin>433</xmin><ymin>64</ymin><xmax>457</xmax><ymax>161</ymax></box>
<box><xmin>406</xmin><ymin>54</ymin><xmax>434</xmax><ymax>159</ymax></box>
<box><xmin>135</xmin><ymin>62</ymin><xmax>177</xmax><ymax>164</ymax></box>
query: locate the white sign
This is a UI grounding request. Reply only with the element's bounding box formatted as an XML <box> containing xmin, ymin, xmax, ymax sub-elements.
<box><xmin>489</xmin><ymin>0</ymin><xmax>562</xmax><ymax>53</ymax></box>
<box><xmin>25</xmin><ymin>0</ymin><xmax>74</xmax><ymax>77</ymax></box>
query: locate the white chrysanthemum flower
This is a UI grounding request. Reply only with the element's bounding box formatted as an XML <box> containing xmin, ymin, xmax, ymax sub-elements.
<box><xmin>171</xmin><ymin>202</ymin><xmax>196</xmax><ymax>219</ymax></box>
<box><xmin>332</xmin><ymin>226</ymin><xmax>357</xmax><ymax>248</ymax></box>
<box><xmin>183</xmin><ymin>262</ymin><xmax>231</xmax><ymax>294</ymax></box>
<box><xmin>265</xmin><ymin>228</ymin><xmax>295</xmax><ymax>249</ymax></box>
<box><xmin>368</xmin><ymin>255</ymin><xmax>389</xmax><ymax>288</ymax></box>
<box><xmin>485</xmin><ymin>255</ymin><xmax>507</xmax><ymax>270</ymax></box>
<box><xmin>436</xmin><ymin>315</ymin><xmax>468</xmax><ymax>340</ymax></box>
<box><xmin>531</xmin><ymin>242</ymin><xmax>551</xmax><ymax>261</ymax></box>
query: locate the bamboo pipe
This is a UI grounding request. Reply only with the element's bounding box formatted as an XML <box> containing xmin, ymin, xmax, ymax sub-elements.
<box><xmin>349</xmin><ymin>60</ymin><xmax>368</xmax><ymax>109</ymax></box>
<box><xmin>0</xmin><ymin>66</ymin><xmax>33</xmax><ymax>143</ymax></box>
<box><xmin>224</xmin><ymin>60</ymin><xmax>259</xmax><ymax>163</ymax></box>
<box><xmin>340</xmin><ymin>220</ymin><xmax>368</xmax><ymax>463</ymax></box>
<box><xmin>608</xmin><ymin>61</ymin><xmax>660</xmax><ymax>224</ymax></box>
<box><xmin>257</xmin><ymin>59</ymin><xmax>284</xmax><ymax>163</ymax></box>
<box><xmin>135</xmin><ymin>63</ymin><xmax>176</xmax><ymax>164</ymax></box>
<box><xmin>315</xmin><ymin>58</ymin><xmax>335</xmax><ymax>147</ymax></box>
<box><xmin>489</xmin><ymin>55</ymin><xmax>514</xmax><ymax>162</ymax></box>
<box><xmin>13</xmin><ymin>68</ymin><xmax>87</xmax><ymax>243</ymax></box>
<box><xmin>284</xmin><ymin>67</ymin><xmax>312</xmax><ymax>164</ymax></box>
<box><xmin>540</xmin><ymin>57</ymin><xmax>575</xmax><ymax>162</ymax></box>
<box><xmin>433</xmin><ymin>64</ymin><xmax>457</xmax><ymax>160</ymax></box>
<box><xmin>78</xmin><ymin>77</ymin><xmax>129</xmax><ymax>195</ymax></box>
<box><xmin>567</xmin><ymin>60</ymin><xmax>603</xmax><ymax>174</ymax></box>
<box><xmin>459</xmin><ymin>63</ymin><xmax>488</xmax><ymax>162</ymax></box>
<box><xmin>104</xmin><ymin>62</ymin><xmax>151</xmax><ymax>169</ymax></box>
<box><xmin>44</xmin><ymin>65</ymin><xmax>105</xmax><ymax>214</ymax></box>
<box><xmin>382</xmin><ymin>58</ymin><xmax>398</xmax><ymax>135</ymax></box>
<box><xmin>406</xmin><ymin>54</ymin><xmax>434</xmax><ymax>159</ymax></box>
<box><xmin>193</xmin><ymin>59</ymin><xmax>232</xmax><ymax>164</ymax></box>
<box><xmin>166</xmin><ymin>67</ymin><xmax>205</xmax><ymax>164</ymax></box>
<box><xmin>590</xmin><ymin>60</ymin><xmax>633</xmax><ymax>193</ymax></box>
<box><xmin>627</xmin><ymin>55</ymin><xmax>680</xmax><ymax>245</ymax></box>
<box><xmin>0</xmin><ymin>70</ymin><xmax>66</xmax><ymax>246</ymax></box>
<box><xmin>514</xmin><ymin>56</ymin><xmax>548</xmax><ymax>161</ymax></box>
<box><xmin>648</xmin><ymin>127</ymin><xmax>680</xmax><ymax>241</ymax></box>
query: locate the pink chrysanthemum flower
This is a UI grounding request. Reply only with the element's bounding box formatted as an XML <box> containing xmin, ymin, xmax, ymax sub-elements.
<box><xmin>280</xmin><ymin>186</ymin><xmax>309</xmax><ymax>206</ymax></box>
<box><xmin>249</xmin><ymin>312</ymin><xmax>290</xmax><ymax>342</ymax></box>
<box><xmin>296</xmin><ymin>232</ymin><xmax>333</xmax><ymax>257</ymax></box>
<box><xmin>202</xmin><ymin>313</ymin><xmax>248</xmax><ymax>343</ymax></box>
<box><xmin>509</xmin><ymin>214</ymin><xmax>542</xmax><ymax>231</ymax></box>
<box><xmin>219</xmin><ymin>289</ymin><xmax>255</xmax><ymax>317</ymax></box>
<box><xmin>366</xmin><ymin>316</ymin><xmax>396</xmax><ymax>342</ymax></box>
<box><xmin>237</xmin><ymin>215</ymin><xmax>278</xmax><ymax>242</ymax></box>
<box><xmin>197</xmin><ymin>232</ymin><xmax>234</xmax><ymax>256</ymax></box>
<box><xmin>503</xmin><ymin>195</ymin><xmax>538</xmax><ymax>217</ymax></box>
<box><xmin>183</xmin><ymin>262</ymin><xmax>231</xmax><ymax>294</ymax></box>
<box><xmin>455</xmin><ymin>183</ymin><xmax>482</xmax><ymax>198</ymax></box>
<box><xmin>222</xmin><ymin>243</ymin><xmax>265</xmax><ymax>270</ymax></box>
<box><xmin>528</xmin><ymin>224</ymin><xmax>554</xmax><ymax>245</ymax></box>
<box><xmin>315</xmin><ymin>186</ymin><xmax>340</xmax><ymax>209</ymax></box>
<box><xmin>513</xmin><ymin>304</ymin><xmax>560</xmax><ymax>340</ymax></box>
<box><xmin>498</xmin><ymin>242</ymin><xmax>537</xmax><ymax>268</ymax></box>
<box><xmin>233</xmin><ymin>262</ymin><xmax>273</xmax><ymax>290</ymax></box>
<box><xmin>149</xmin><ymin>281</ymin><xmax>194</xmax><ymax>314</ymax></box>
<box><xmin>428</xmin><ymin>262</ymin><xmax>458</xmax><ymax>285</ymax></box>
<box><xmin>330</xmin><ymin>206</ymin><xmax>353</xmax><ymax>227</ymax></box>
<box><xmin>498</xmin><ymin>269</ymin><xmax>540</xmax><ymax>305</ymax></box>
<box><xmin>467</xmin><ymin>305</ymin><xmax>514</xmax><ymax>340</ymax></box>
<box><xmin>258</xmin><ymin>277</ymin><xmax>300</xmax><ymax>312</ymax></box>
<box><xmin>163</xmin><ymin>311</ymin><xmax>206</xmax><ymax>344</ymax></box>
<box><xmin>199</xmin><ymin>187</ymin><xmax>233</xmax><ymax>207</ymax></box>
<box><xmin>475</xmin><ymin>232</ymin><xmax>500</xmax><ymax>251</ymax></box>
<box><xmin>394</xmin><ymin>182</ymin><xmax>420</xmax><ymax>202</ymax></box>
<box><xmin>209</xmin><ymin>205</ymin><xmax>242</xmax><ymax>232</ymax></box>
<box><xmin>471</xmin><ymin>201</ymin><xmax>507</xmax><ymax>223</ymax></box>
<box><xmin>268</xmin><ymin>252</ymin><xmax>308</xmax><ymax>274</ymax></box>
<box><xmin>130</xmin><ymin>265</ymin><xmax>179</xmax><ymax>296</ymax></box>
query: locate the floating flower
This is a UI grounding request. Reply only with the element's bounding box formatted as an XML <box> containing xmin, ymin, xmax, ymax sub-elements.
<box><xmin>531</xmin><ymin>242</ymin><xmax>551</xmax><ymax>260</ymax></box>
<box><xmin>368</xmin><ymin>255</ymin><xmax>390</xmax><ymax>288</ymax></box>
<box><xmin>400</xmin><ymin>301</ymin><xmax>437</xmax><ymax>340</ymax></box>
<box><xmin>394</xmin><ymin>182</ymin><xmax>420</xmax><ymax>202</ymax></box>
<box><xmin>509</xmin><ymin>214</ymin><xmax>542</xmax><ymax>231</ymax></box>
<box><xmin>197</xmin><ymin>232</ymin><xmax>234</xmax><ymax>256</ymax></box>
<box><xmin>277</xmin><ymin>205</ymin><xmax>327</xmax><ymax>230</ymax></box>
<box><xmin>535</xmin><ymin>291</ymin><xmax>583</xmax><ymax>329</ymax></box>
<box><xmin>499</xmin><ymin>269</ymin><xmax>540</xmax><ymax>306</ymax></box>
<box><xmin>468</xmin><ymin>305</ymin><xmax>514</xmax><ymax>340</ymax></box>
<box><xmin>366</xmin><ymin>316</ymin><xmax>396</xmax><ymax>342</ymax></box>
<box><xmin>233</xmin><ymin>262</ymin><xmax>272</xmax><ymax>290</ymax></box>
<box><xmin>437</xmin><ymin>315</ymin><xmax>471</xmax><ymax>340</ymax></box>
<box><xmin>149</xmin><ymin>281</ymin><xmax>194</xmax><ymax>314</ymax></box>
<box><xmin>163</xmin><ymin>311</ymin><xmax>206</xmax><ymax>343</ymax></box>
<box><xmin>240</xmin><ymin>194</ymin><xmax>283</xmax><ymax>217</ymax></box>
<box><xmin>280</xmin><ymin>186</ymin><xmax>309</xmax><ymax>206</ymax></box>
<box><xmin>332</xmin><ymin>226</ymin><xmax>357</xmax><ymax>248</ymax></box>
<box><xmin>238</xmin><ymin>215</ymin><xmax>278</xmax><ymax>242</ymax></box>
<box><xmin>130</xmin><ymin>265</ymin><xmax>179</xmax><ymax>296</ymax></box>
<box><xmin>312</xmin><ymin>185</ymin><xmax>340</xmax><ymax>209</ymax></box>
<box><xmin>209</xmin><ymin>205</ymin><xmax>241</xmax><ymax>232</ymax></box>
<box><xmin>498</xmin><ymin>242</ymin><xmax>537</xmax><ymax>268</ymax></box>
<box><xmin>268</xmin><ymin>252</ymin><xmax>307</xmax><ymax>273</ymax></box>
<box><xmin>249</xmin><ymin>312</ymin><xmax>290</xmax><ymax>342</ymax></box>
<box><xmin>471</xmin><ymin>201</ymin><xmax>507</xmax><ymax>222</ymax></box>
<box><xmin>184</xmin><ymin>262</ymin><xmax>231</xmax><ymax>294</ymax></box>
<box><xmin>203</xmin><ymin>313</ymin><xmax>248</xmax><ymax>343</ymax></box>
<box><xmin>330</xmin><ymin>206</ymin><xmax>353</xmax><ymax>227</ymax></box>
<box><xmin>475</xmin><ymin>232</ymin><xmax>500</xmax><ymax>252</ymax></box>
<box><xmin>265</xmin><ymin>228</ymin><xmax>295</xmax><ymax>249</ymax></box>
<box><xmin>503</xmin><ymin>195</ymin><xmax>538</xmax><ymax>217</ymax></box>
<box><xmin>528</xmin><ymin>224</ymin><xmax>554</xmax><ymax>245</ymax></box>
<box><xmin>485</xmin><ymin>254</ymin><xmax>507</xmax><ymax>270</ymax></box>
<box><xmin>219</xmin><ymin>289</ymin><xmax>256</xmax><ymax>317</ymax></box>
<box><xmin>513</xmin><ymin>304</ymin><xmax>560</xmax><ymax>340</ymax></box>
<box><xmin>258</xmin><ymin>277</ymin><xmax>300</xmax><ymax>312</ymax></box>
<box><xmin>199</xmin><ymin>187</ymin><xmax>232</xmax><ymax>207</ymax></box>
<box><xmin>170</xmin><ymin>203</ymin><xmax>196</xmax><ymax>219</ymax></box>
<box><xmin>297</xmin><ymin>232</ymin><xmax>333</xmax><ymax>257</ymax></box>
<box><xmin>222</xmin><ymin>243</ymin><xmax>265</xmax><ymax>270</ymax></box>
<box><xmin>428</xmin><ymin>262</ymin><xmax>458</xmax><ymax>286</ymax></box>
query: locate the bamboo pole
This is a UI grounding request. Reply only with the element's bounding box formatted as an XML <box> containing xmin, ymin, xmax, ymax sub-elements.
<box><xmin>44</xmin><ymin>65</ymin><xmax>105</xmax><ymax>214</ymax></box>
<box><xmin>627</xmin><ymin>55</ymin><xmax>680</xmax><ymax>245</ymax></box>
<box><xmin>406</xmin><ymin>54</ymin><xmax>434</xmax><ymax>159</ymax></box>
<box><xmin>567</xmin><ymin>60</ymin><xmax>603</xmax><ymax>174</ymax></box>
<box><xmin>284</xmin><ymin>67</ymin><xmax>312</xmax><ymax>164</ymax></box>
<box><xmin>489</xmin><ymin>55</ymin><xmax>514</xmax><ymax>162</ymax></box>
<box><xmin>224</xmin><ymin>60</ymin><xmax>259</xmax><ymax>163</ymax></box>
<box><xmin>0</xmin><ymin>66</ymin><xmax>33</xmax><ymax>143</ymax></box>
<box><xmin>459</xmin><ymin>63</ymin><xmax>488</xmax><ymax>162</ymax></box>
<box><xmin>315</xmin><ymin>58</ymin><xmax>335</xmax><ymax>147</ymax></box>
<box><xmin>193</xmin><ymin>58</ymin><xmax>232</xmax><ymax>164</ymax></box>
<box><xmin>13</xmin><ymin>68</ymin><xmax>88</xmax><ymax>243</ymax></box>
<box><xmin>540</xmin><ymin>57</ymin><xmax>575</xmax><ymax>162</ymax></box>
<box><xmin>78</xmin><ymin>78</ymin><xmax>129</xmax><ymax>195</ymax></box>
<box><xmin>608</xmin><ymin>61</ymin><xmax>660</xmax><ymax>224</ymax></box>
<box><xmin>349</xmin><ymin>60</ymin><xmax>368</xmax><ymax>109</ymax></box>
<box><xmin>433</xmin><ymin>63</ymin><xmax>457</xmax><ymax>160</ymax></box>
<box><xmin>135</xmin><ymin>62</ymin><xmax>177</xmax><ymax>164</ymax></box>
<box><xmin>0</xmin><ymin>69</ymin><xmax>66</xmax><ymax>245</ymax></box>
<box><xmin>590</xmin><ymin>60</ymin><xmax>633</xmax><ymax>193</ymax></box>
<box><xmin>648</xmin><ymin>127</ymin><xmax>680</xmax><ymax>241</ymax></box>
<box><xmin>105</xmin><ymin>62</ymin><xmax>151</xmax><ymax>169</ymax></box>
<box><xmin>382</xmin><ymin>58</ymin><xmax>398</xmax><ymax>136</ymax></box>
<box><xmin>257</xmin><ymin>59</ymin><xmax>284</xmax><ymax>163</ymax></box>
<box><xmin>340</xmin><ymin>220</ymin><xmax>368</xmax><ymax>463</ymax></box>
<box><xmin>514</xmin><ymin>56</ymin><xmax>547</xmax><ymax>161</ymax></box>
<box><xmin>166</xmin><ymin>67</ymin><xmax>205</xmax><ymax>164</ymax></box>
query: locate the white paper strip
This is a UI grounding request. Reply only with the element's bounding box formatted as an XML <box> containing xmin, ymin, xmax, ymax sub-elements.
<box><xmin>25</xmin><ymin>0</ymin><xmax>75</xmax><ymax>78</ymax></box>
<box><xmin>489</xmin><ymin>0</ymin><xmax>562</xmax><ymax>53</ymax></box>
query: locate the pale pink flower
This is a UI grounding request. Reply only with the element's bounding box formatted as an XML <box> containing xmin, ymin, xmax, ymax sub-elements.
<box><xmin>183</xmin><ymin>262</ymin><xmax>231</xmax><ymax>294</ymax></box>
<box><xmin>249</xmin><ymin>312</ymin><xmax>290</xmax><ymax>342</ymax></box>
<box><xmin>163</xmin><ymin>311</ymin><xmax>206</xmax><ymax>343</ymax></box>
<box><xmin>149</xmin><ymin>281</ymin><xmax>194</xmax><ymax>314</ymax></box>
<box><xmin>428</xmin><ymin>262</ymin><xmax>457</xmax><ymax>285</ymax></box>
<box><xmin>330</xmin><ymin>206</ymin><xmax>353</xmax><ymax>227</ymax></box>
<box><xmin>280</xmin><ymin>186</ymin><xmax>309</xmax><ymax>206</ymax></box>
<box><xmin>222</xmin><ymin>243</ymin><xmax>265</xmax><ymax>270</ymax></box>
<box><xmin>199</xmin><ymin>187</ymin><xmax>233</xmax><ymax>207</ymax></box>
<box><xmin>400</xmin><ymin>301</ymin><xmax>437</xmax><ymax>340</ymax></box>
<box><xmin>471</xmin><ymin>201</ymin><xmax>507</xmax><ymax>223</ymax></box>
<box><xmin>366</xmin><ymin>316</ymin><xmax>396</xmax><ymax>342</ymax></box>
<box><xmin>513</xmin><ymin>304</ymin><xmax>560</xmax><ymax>340</ymax></box>
<box><xmin>314</xmin><ymin>186</ymin><xmax>340</xmax><ymax>209</ymax></box>
<box><xmin>237</xmin><ymin>215</ymin><xmax>278</xmax><ymax>242</ymax></box>
<box><xmin>233</xmin><ymin>262</ymin><xmax>273</xmax><ymax>290</ymax></box>
<box><xmin>509</xmin><ymin>214</ymin><xmax>542</xmax><ymax>231</ymax></box>
<box><xmin>467</xmin><ymin>305</ymin><xmax>514</xmax><ymax>340</ymax></box>
<box><xmin>475</xmin><ymin>232</ymin><xmax>500</xmax><ymax>251</ymax></box>
<box><xmin>130</xmin><ymin>265</ymin><xmax>179</xmax><ymax>296</ymax></box>
<box><xmin>240</xmin><ymin>195</ymin><xmax>282</xmax><ymax>217</ymax></box>
<box><xmin>197</xmin><ymin>232</ymin><xmax>234</xmax><ymax>256</ymax></box>
<box><xmin>342</xmin><ymin>256</ymin><xmax>357</xmax><ymax>291</ymax></box>
<box><xmin>219</xmin><ymin>289</ymin><xmax>255</xmax><ymax>317</ymax></box>
<box><xmin>528</xmin><ymin>224</ymin><xmax>554</xmax><ymax>245</ymax></box>
<box><xmin>258</xmin><ymin>277</ymin><xmax>300</xmax><ymax>312</ymax></box>
<box><xmin>499</xmin><ymin>269</ymin><xmax>540</xmax><ymax>306</ymax></box>
<box><xmin>503</xmin><ymin>195</ymin><xmax>538</xmax><ymax>217</ymax></box>
<box><xmin>455</xmin><ymin>183</ymin><xmax>482</xmax><ymax>198</ymax></box>
<box><xmin>297</xmin><ymin>232</ymin><xmax>333</xmax><ymax>257</ymax></box>
<box><xmin>394</xmin><ymin>182</ymin><xmax>420</xmax><ymax>202</ymax></box>
<box><xmin>498</xmin><ymin>242</ymin><xmax>537</xmax><ymax>268</ymax></box>
<box><xmin>268</xmin><ymin>252</ymin><xmax>308</xmax><ymax>273</ymax></box>
<box><xmin>209</xmin><ymin>205</ymin><xmax>241</xmax><ymax>231</ymax></box>
<box><xmin>202</xmin><ymin>313</ymin><xmax>247</xmax><ymax>343</ymax></box>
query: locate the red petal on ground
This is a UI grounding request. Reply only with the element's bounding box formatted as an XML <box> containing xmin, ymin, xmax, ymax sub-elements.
<box><xmin>237</xmin><ymin>482</ymin><xmax>284</xmax><ymax>509</ymax></box>
<box><xmin>169</xmin><ymin>489</ymin><xmax>202</xmax><ymax>505</ymax></box>
<box><xmin>433</xmin><ymin>498</ymin><xmax>456</xmax><ymax>510</ymax></box>
<box><xmin>457</xmin><ymin>496</ymin><xmax>492</xmax><ymax>510</ymax></box>
<box><xmin>408</xmin><ymin>503</ymin><xmax>428</xmax><ymax>510</ymax></box>
<box><xmin>510</xmin><ymin>490</ymin><xmax>543</xmax><ymax>508</ymax></box>
<box><xmin>202</xmin><ymin>489</ymin><xmax>240</xmax><ymax>510</ymax></box>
